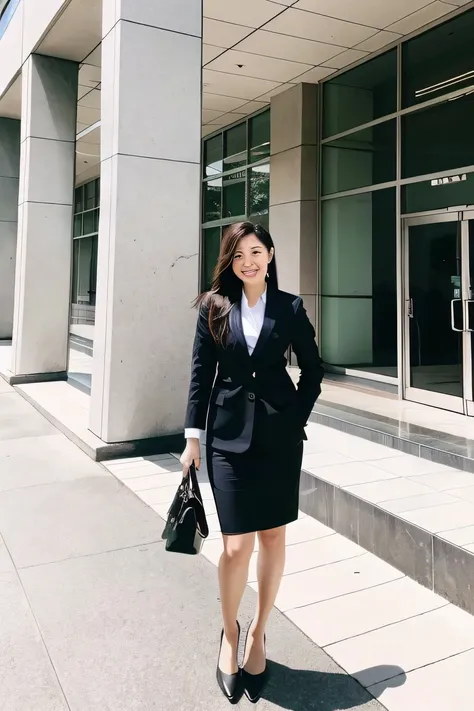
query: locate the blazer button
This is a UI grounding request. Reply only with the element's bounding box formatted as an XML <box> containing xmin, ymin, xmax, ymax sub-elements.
<box><xmin>248</xmin><ymin>393</ymin><xmax>255</xmax><ymax>402</ymax></box>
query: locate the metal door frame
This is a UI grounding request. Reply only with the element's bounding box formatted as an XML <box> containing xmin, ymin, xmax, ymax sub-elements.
<box><xmin>402</xmin><ymin>211</ymin><xmax>474</xmax><ymax>414</ymax></box>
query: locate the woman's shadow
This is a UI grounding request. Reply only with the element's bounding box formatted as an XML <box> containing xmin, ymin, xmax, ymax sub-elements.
<box><xmin>255</xmin><ymin>661</ymin><xmax>406</xmax><ymax>710</ymax></box>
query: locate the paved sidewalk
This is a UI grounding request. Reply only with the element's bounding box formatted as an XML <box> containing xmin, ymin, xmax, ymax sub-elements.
<box><xmin>0</xmin><ymin>378</ymin><xmax>385</xmax><ymax>711</ymax></box>
<box><xmin>110</xmin><ymin>422</ymin><xmax>474</xmax><ymax>711</ymax></box>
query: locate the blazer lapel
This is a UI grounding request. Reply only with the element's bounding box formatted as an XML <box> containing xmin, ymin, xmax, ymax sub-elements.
<box><xmin>229</xmin><ymin>300</ymin><xmax>249</xmax><ymax>356</ymax></box>
<box><xmin>251</xmin><ymin>286</ymin><xmax>277</xmax><ymax>361</ymax></box>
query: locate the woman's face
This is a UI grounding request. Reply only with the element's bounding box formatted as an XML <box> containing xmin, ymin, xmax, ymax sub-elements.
<box><xmin>232</xmin><ymin>233</ymin><xmax>273</xmax><ymax>288</ymax></box>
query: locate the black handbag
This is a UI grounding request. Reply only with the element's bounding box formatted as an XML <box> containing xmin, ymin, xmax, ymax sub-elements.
<box><xmin>161</xmin><ymin>463</ymin><xmax>209</xmax><ymax>555</ymax></box>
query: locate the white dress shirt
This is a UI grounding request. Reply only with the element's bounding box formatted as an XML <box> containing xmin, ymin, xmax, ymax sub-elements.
<box><xmin>185</xmin><ymin>289</ymin><xmax>267</xmax><ymax>440</ymax></box>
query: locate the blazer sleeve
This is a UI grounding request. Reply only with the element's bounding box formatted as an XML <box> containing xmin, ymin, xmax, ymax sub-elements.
<box><xmin>184</xmin><ymin>306</ymin><xmax>218</xmax><ymax>431</ymax></box>
<box><xmin>291</xmin><ymin>297</ymin><xmax>324</xmax><ymax>426</ymax></box>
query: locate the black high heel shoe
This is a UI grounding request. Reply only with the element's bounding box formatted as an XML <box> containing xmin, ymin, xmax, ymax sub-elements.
<box><xmin>216</xmin><ymin>620</ymin><xmax>241</xmax><ymax>704</ymax></box>
<box><xmin>241</xmin><ymin>621</ymin><xmax>269</xmax><ymax>704</ymax></box>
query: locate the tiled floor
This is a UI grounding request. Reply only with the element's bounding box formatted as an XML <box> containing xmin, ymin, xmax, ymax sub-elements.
<box><xmin>103</xmin><ymin>428</ymin><xmax>474</xmax><ymax>711</ymax></box>
<box><xmin>302</xmin><ymin>422</ymin><xmax>474</xmax><ymax>550</ymax></box>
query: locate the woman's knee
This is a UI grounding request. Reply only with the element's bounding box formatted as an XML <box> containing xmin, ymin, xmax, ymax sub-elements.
<box><xmin>222</xmin><ymin>534</ymin><xmax>254</xmax><ymax>566</ymax></box>
<box><xmin>258</xmin><ymin>526</ymin><xmax>286</xmax><ymax>550</ymax></box>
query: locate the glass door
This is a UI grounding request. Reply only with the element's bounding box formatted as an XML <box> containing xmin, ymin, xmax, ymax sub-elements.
<box><xmin>464</xmin><ymin>212</ymin><xmax>474</xmax><ymax>416</ymax></box>
<box><xmin>403</xmin><ymin>212</ymin><xmax>474</xmax><ymax>414</ymax></box>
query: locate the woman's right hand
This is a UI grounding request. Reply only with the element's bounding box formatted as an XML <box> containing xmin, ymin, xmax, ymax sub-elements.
<box><xmin>180</xmin><ymin>438</ymin><xmax>200</xmax><ymax>476</ymax></box>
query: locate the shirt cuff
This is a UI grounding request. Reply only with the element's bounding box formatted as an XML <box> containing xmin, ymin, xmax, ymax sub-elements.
<box><xmin>184</xmin><ymin>428</ymin><xmax>203</xmax><ymax>440</ymax></box>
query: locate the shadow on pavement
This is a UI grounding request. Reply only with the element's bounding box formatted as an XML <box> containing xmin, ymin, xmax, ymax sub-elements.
<box><xmin>260</xmin><ymin>661</ymin><xmax>406</xmax><ymax>710</ymax></box>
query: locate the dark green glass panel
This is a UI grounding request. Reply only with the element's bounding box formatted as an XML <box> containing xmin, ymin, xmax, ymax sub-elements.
<box><xmin>403</xmin><ymin>173</ymin><xmax>474</xmax><ymax>213</ymax></box>
<box><xmin>84</xmin><ymin>179</ymin><xmax>98</xmax><ymax>210</ymax></box>
<box><xmin>322</xmin><ymin>120</ymin><xmax>396</xmax><ymax>195</ymax></box>
<box><xmin>224</xmin><ymin>123</ymin><xmax>246</xmax><ymax>172</ymax></box>
<box><xmin>223</xmin><ymin>172</ymin><xmax>246</xmax><ymax>219</ymax></box>
<box><xmin>203</xmin><ymin>179</ymin><xmax>222</xmax><ymax>222</ymax></box>
<box><xmin>203</xmin><ymin>227</ymin><xmax>221</xmax><ymax>291</ymax></box>
<box><xmin>323</xmin><ymin>49</ymin><xmax>397</xmax><ymax>138</ymax></box>
<box><xmin>204</xmin><ymin>134</ymin><xmax>223</xmax><ymax>177</ymax></box>
<box><xmin>74</xmin><ymin>186</ymin><xmax>83</xmax><ymax>214</ymax></box>
<box><xmin>83</xmin><ymin>209</ymin><xmax>98</xmax><ymax>235</ymax></box>
<box><xmin>249</xmin><ymin>165</ymin><xmax>270</xmax><ymax>216</ymax></box>
<box><xmin>249</xmin><ymin>110</ymin><xmax>270</xmax><ymax>163</ymax></box>
<box><xmin>402</xmin><ymin>9</ymin><xmax>474</xmax><ymax>108</ymax></box>
<box><xmin>321</xmin><ymin>188</ymin><xmax>397</xmax><ymax>376</ymax></box>
<box><xmin>402</xmin><ymin>93</ymin><xmax>474</xmax><ymax>179</ymax></box>
<box><xmin>73</xmin><ymin>214</ymin><xmax>82</xmax><ymax>237</ymax></box>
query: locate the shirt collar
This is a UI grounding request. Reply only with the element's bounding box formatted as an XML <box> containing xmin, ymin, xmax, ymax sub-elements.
<box><xmin>242</xmin><ymin>288</ymin><xmax>267</xmax><ymax>309</ymax></box>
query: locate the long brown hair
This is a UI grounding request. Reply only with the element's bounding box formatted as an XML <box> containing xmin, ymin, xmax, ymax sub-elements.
<box><xmin>195</xmin><ymin>221</ymin><xmax>278</xmax><ymax>345</ymax></box>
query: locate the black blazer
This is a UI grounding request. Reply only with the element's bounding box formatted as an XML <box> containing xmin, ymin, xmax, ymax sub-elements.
<box><xmin>185</xmin><ymin>287</ymin><xmax>324</xmax><ymax>453</ymax></box>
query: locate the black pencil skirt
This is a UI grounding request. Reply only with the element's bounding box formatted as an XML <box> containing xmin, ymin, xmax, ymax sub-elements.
<box><xmin>207</xmin><ymin>436</ymin><xmax>304</xmax><ymax>536</ymax></box>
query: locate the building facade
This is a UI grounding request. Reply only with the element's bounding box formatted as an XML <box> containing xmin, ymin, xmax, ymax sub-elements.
<box><xmin>1</xmin><ymin>0</ymin><xmax>474</xmax><ymax>451</ymax></box>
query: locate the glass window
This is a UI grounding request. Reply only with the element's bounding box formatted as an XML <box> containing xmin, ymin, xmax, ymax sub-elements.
<box><xmin>203</xmin><ymin>178</ymin><xmax>222</xmax><ymax>222</ymax></box>
<box><xmin>402</xmin><ymin>9</ymin><xmax>474</xmax><ymax>108</ymax></box>
<box><xmin>83</xmin><ymin>208</ymin><xmax>99</xmax><ymax>235</ymax></box>
<box><xmin>323</xmin><ymin>49</ymin><xmax>397</xmax><ymax>138</ymax></box>
<box><xmin>403</xmin><ymin>173</ymin><xmax>474</xmax><ymax>214</ymax></box>
<box><xmin>249</xmin><ymin>164</ymin><xmax>270</xmax><ymax>216</ymax></box>
<box><xmin>84</xmin><ymin>179</ymin><xmax>98</xmax><ymax>210</ymax></box>
<box><xmin>74</xmin><ymin>186</ymin><xmax>83</xmax><ymax>213</ymax></box>
<box><xmin>402</xmin><ymin>93</ymin><xmax>474</xmax><ymax>179</ymax></box>
<box><xmin>202</xmin><ymin>227</ymin><xmax>221</xmax><ymax>290</ymax></box>
<box><xmin>72</xmin><ymin>236</ymin><xmax>96</xmax><ymax>305</ymax></box>
<box><xmin>249</xmin><ymin>111</ymin><xmax>270</xmax><ymax>163</ymax></box>
<box><xmin>204</xmin><ymin>134</ymin><xmax>223</xmax><ymax>178</ymax></box>
<box><xmin>322</xmin><ymin>120</ymin><xmax>396</xmax><ymax>195</ymax></box>
<box><xmin>224</xmin><ymin>123</ymin><xmax>246</xmax><ymax>172</ymax></box>
<box><xmin>321</xmin><ymin>188</ymin><xmax>397</xmax><ymax>376</ymax></box>
<box><xmin>73</xmin><ymin>214</ymin><xmax>82</xmax><ymax>238</ymax></box>
<box><xmin>223</xmin><ymin>171</ymin><xmax>246</xmax><ymax>219</ymax></box>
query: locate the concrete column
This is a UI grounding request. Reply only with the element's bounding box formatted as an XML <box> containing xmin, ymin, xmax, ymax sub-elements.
<box><xmin>90</xmin><ymin>0</ymin><xmax>202</xmax><ymax>443</ymax></box>
<box><xmin>11</xmin><ymin>54</ymin><xmax>78</xmax><ymax>377</ymax></box>
<box><xmin>270</xmin><ymin>83</ymin><xmax>319</xmax><ymax>329</ymax></box>
<box><xmin>0</xmin><ymin>118</ymin><xmax>20</xmax><ymax>340</ymax></box>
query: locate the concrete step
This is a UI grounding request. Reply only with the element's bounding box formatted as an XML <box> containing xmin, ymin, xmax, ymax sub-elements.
<box><xmin>301</xmin><ymin>416</ymin><xmax>474</xmax><ymax>617</ymax></box>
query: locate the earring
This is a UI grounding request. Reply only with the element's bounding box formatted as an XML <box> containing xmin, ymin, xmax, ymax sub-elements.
<box><xmin>265</xmin><ymin>271</ymin><xmax>269</xmax><ymax>281</ymax></box>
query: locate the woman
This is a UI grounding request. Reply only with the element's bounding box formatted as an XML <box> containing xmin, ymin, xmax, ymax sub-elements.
<box><xmin>181</xmin><ymin>222</ymin><xmax>324</xmax><ymax>704</ymax></box>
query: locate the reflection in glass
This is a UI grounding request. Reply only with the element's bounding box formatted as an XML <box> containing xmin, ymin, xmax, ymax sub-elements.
<box><xmin>71</xmin><ymin>236</ymin><xmax>98</xmax><ymax>308</ymax></box>
<box><xmin>402</xmin><ymin>9</ymin><xmax>474</xmax><ymax>107</ymax></box>
<box><xmin>321</xmin><ymin>189</ymin><xmax>397</xmax><ymax>376</ymax></box>
<box><xmin>403</xmin><ymin>173</ymin><xmax>474</xmax><ymax>214</ymax></box>
<box><xmin>203</xmin><ymin>179</ymin><xmax>222</xmax><ymax>222</ymax></box>
<box><xmin>83</xmin><ymin>208</ymin><xmax>99</xmax><ymax>235</ymax></box>
<box><xmin>322</xmin><ymin>120</ymin><xmax>396</xmax><ymax>195</ymax></box>
<box><xmin>249</xmin><ymin>110</ymin><xmax>270</xmax><ymax>163</ymax></box>
<box><xmin>408</xmin><ymin>221</ymin><xmax>462</xmax><ymax>397</ymax></box>
<box><xmin>73</xmin><ymin>214</ymin><xmax>82</xmax><ymax>238</ymax></box>
<box><xmin>84</xmin><ymin>179</ymin><xmax>99</xmax><ymax>210</ymax></box>
<box><xmin>74</xmin><ymin>186</ymin><xmax>83</xmax><ymax>213</ymax></box>
<box><xmin>224</xmin><ymin>123</ymin><xmax>246</xmax><ymax>172</ymax></box>
<box><xmin>223</xmin><ymin>172</ymin><xmax>246</xmax><ymax>219</ymax></box>
<box><xmin>204</xmin><ymin>135</ymin><xmax>223</xmax><ymax>177</ymax></box>
<box><xmin>249</xmin><ymin>164</ymin><xmax>270</xmax><ymax>216</ymax></box>
<box><xmin>203</xmin><ymin>227</ymin><xmax>221</xmax><ymax>291</ymax></box>
<box><xmin>403</xmin><ymin>93</ymin><xmax>474</xmax><ymax>179</ymax></box>
<box><xmin>323</xmin><ymin>49</ymin><xmax>397</xmax><ymax>138</ymax></box>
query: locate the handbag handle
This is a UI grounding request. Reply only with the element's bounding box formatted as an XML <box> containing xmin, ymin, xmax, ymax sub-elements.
<box><xmin>186</xmin><ymin>462</ymin><xmax>209</xmax><ymax>538</ymax></box>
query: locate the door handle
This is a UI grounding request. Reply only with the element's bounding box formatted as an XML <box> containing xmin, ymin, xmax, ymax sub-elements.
<box><xmin>406</xmin><ymin>298</ymin><xmax>414</xmax><ymax>318</ymax></box>
<box><xmin>465</xmin><ymin>300</ymin><xmax>474</xmax><ymax>332</ymax></box>
<box><xmin>451</xmin><ymin>299</ymin><xmax>463</xmax><ymax>332</ymax></box>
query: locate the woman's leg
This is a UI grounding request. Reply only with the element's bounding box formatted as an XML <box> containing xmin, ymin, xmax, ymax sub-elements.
<box><xmin>243</xmin><ymin>525</ymin><xmax>286</xmax><ymax>674</ymax></box>
<box><xmin>218</xmin><ymin>532</ymin><xmax>255</xmax><ymax>674</ymax></box>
